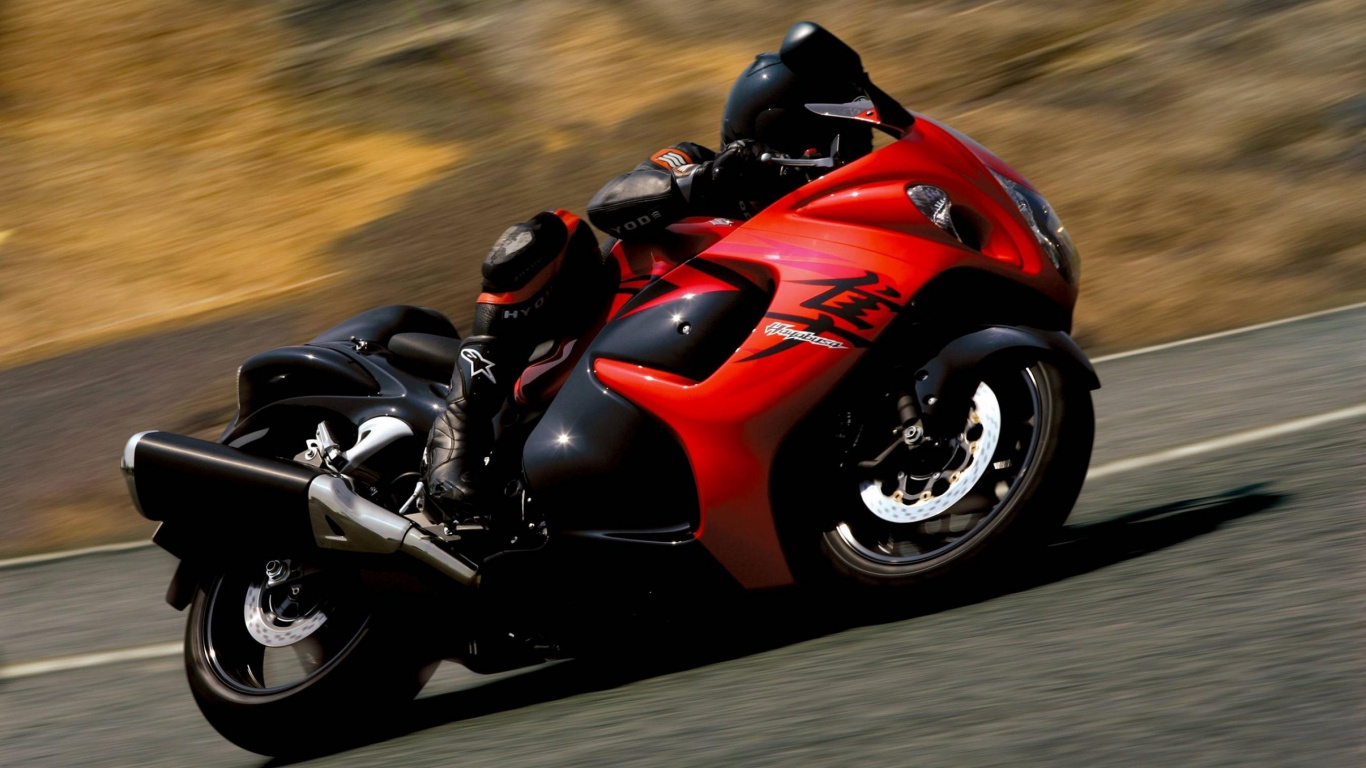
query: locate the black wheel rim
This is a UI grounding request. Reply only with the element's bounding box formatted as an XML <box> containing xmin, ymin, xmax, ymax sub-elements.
<box><xmin>834</xmin><ymin>366</ymin><xmax>1046</xmax><ymax>566</ymax></box>
<box><xmin>201</xmin><ymin>565</ymin><xmax>370</xmax><ymax>695</ymax></box>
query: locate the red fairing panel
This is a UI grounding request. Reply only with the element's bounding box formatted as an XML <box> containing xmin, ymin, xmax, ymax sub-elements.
<box><xmin>596</xmin><ymin>229</ymin><xmax>935</xmax><ymax>588</ymax></box>
<box><xmin>747</xmin><ymin>116</ymin><xmax>1078</xmax><ymax>314</ymax></box>
<box><xmin>597</xmin><ymin>117</ymin><xmax>1078</xmax><ymax>588</ymax></box>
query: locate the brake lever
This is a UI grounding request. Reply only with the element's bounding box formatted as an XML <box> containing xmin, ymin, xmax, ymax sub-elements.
<box><xmin>759</xmin><ymin>152</ymin><xmax>837</xmax><ymax>169</ymax></box>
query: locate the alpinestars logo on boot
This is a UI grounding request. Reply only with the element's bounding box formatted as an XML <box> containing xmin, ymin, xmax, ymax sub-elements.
<box><xmin>461</xmin><ymin>348</ymin><xmax>497</xmax><ymax>383</ymax></box>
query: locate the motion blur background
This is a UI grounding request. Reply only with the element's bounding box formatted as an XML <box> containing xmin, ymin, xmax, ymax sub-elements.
<box><xmin>1</xmin><ymin>0</ymin><xmax>1363</xmax><ymax>551</ymax></box>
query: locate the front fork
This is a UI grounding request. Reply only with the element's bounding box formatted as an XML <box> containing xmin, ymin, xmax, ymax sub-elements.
<box><xmin>852</xmin><ymin>391</ymin><xmax>927</xmax><ymax>475</ymax></box>
<box><xmin>908</xmin><ymin>326</ymin><xmax>1099</xmax><ymax>435</ymax></box>
<box><xmin>855</xmin><ymin>325</ymin><xmax>1099</xmax><ymax>474</ymax></box>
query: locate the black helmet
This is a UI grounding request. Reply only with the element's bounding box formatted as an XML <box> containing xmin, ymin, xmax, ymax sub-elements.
<box><xmin>720</xmin><ymin>50</ymin><xmax>873</xmax><ymax>162</ymax></box>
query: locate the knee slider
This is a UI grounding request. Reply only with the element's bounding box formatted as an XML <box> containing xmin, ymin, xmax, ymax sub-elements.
<box><xmin>481</xmin><ymin>211</ymin><xmax>570</xmax><ymax>293</ymax></box>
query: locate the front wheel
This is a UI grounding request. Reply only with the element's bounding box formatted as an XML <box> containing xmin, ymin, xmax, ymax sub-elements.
<box><xmin>799</xmin><ymin>359</ymin><xmax>1093</xmax><ymax>588</ymax></box>
<box><xmin>184</xmin><ymin>559</ymin><xmax>434</xmax><ymax>756</ymax></box>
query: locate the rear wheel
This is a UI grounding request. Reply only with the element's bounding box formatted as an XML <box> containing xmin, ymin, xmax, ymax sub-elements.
<box><xmin>797</xmin><ymin>359</ymin><xmax>1092</xmax><ymax>588</ymax></box>
<box><xmin>185</xmin><ymin>557</ymin><xmax>433</xmax><ymax>756</ymax></box>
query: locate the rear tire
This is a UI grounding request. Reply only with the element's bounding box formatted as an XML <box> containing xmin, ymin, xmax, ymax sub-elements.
<box><xmin>185</xmin><ymin>562</ymin><xmax>434</xmax><ymax>756</ymax></box>
<box><xmin>791</xmin><ymin>359</ymin><xmax>1093</xmax><ymax>589</ymax></box>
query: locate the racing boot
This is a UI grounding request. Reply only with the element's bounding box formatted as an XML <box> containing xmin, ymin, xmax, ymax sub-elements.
<box><xmin>420</xmin><ymin>334</ymin><xmax>515</xmax><ymax>525</ymax></box>
<box><xmin>421</xmin><ymin>209</ymin><xmax>605</xmax><ymax>525</ymax></box>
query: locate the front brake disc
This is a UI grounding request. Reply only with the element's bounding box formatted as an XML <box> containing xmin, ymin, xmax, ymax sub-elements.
<box><xmin>857</xmin><ymin>381</ymin><xmax>1002</xmax><ymax>524</ymax></box>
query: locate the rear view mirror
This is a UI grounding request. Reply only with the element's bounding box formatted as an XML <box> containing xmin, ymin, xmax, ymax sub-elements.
<box><xmin>779</xmin><ymin>21</ymin><xmax>864</xmax><ymax>82</ymax></box>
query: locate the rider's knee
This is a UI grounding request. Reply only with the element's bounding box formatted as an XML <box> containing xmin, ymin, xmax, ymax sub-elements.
<box><xmin>475</xmin><ymin>210</ymin><xmax>603</xmax><ymax>339</ymax></box>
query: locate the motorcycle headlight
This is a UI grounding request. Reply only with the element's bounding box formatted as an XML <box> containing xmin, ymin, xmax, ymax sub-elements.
<box><xmin>990</xmin><ymin>170</ymin><xmax>1079</xmax><ymax>284</ymax></box>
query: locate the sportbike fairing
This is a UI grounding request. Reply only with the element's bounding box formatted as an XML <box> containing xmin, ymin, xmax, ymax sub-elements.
<box><xmin>523</xmin><ymin>115</ymin><xmax>1082</xmax><ymax>589</ymax></box>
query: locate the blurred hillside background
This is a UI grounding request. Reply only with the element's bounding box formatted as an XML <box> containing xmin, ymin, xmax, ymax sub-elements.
<box><xmin>0</xmin><ymin>0</ymin><xmax>1363</xmax><ymax>554</ymax></box>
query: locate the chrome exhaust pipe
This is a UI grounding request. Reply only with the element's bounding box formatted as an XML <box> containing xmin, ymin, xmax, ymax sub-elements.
<box><xmin>307</xmin><ymin>475</ymin><xmax>476</xmax><ymax>586</ymax></box>
<box><xmin>123</xmin><ymin>431</ymin><xmax>477</xmax><ymax>587</ymax></box>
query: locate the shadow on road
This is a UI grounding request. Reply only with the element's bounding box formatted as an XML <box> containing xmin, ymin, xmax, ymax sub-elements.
<box><xmin>264</xmin><ymin>484</ymin><xmax>1282</xmax><ymax>765</ymax></box>
<box><xmin>1024</xmin><ymin>484</ymin><xmax>1284</xmax><ymax>593</ymax></box>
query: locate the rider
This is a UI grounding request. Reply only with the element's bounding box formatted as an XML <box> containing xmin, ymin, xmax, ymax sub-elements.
<box><xmin>419</xmin><ymin>46</ymin><xmax>876</xmax><ymax>526</ymax></box>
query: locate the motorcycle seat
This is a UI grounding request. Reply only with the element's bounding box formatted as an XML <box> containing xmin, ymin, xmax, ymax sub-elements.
<box><xmin>309</xmin><ymin>304</ymin><xmax>459</xmax><ymax>347</ymax></box>
<box><xmin>388</xmin><ymin>332</ymin><xmax>461</xmax><ymax>382</ymax></box>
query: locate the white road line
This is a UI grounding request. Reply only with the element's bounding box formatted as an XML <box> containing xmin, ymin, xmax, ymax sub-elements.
<box><xmin>0</xmin><ymin>539</ymin><xmax>157</xmax><ymax>570</ymax></box>
<box><xmin>1087</xmin><ymin>403</ymin><xmax>1366</xmax><ymax>480</ymax></box>
<box><xmin>0</xmin><ymin>642</ymin><xmax>182</xmax><ymax>681</ymax></box>
<box><xmin>4</xmin><ymin>402</ymin><xmax>1362</xmax><ymax>681</ymax></box>
<box><xmin>1091</xmin><ymin>300</ymin><xmax>1366</xmax><ymax>363</ymax></box>
<box><xmin>2</xmin><ymin>300</ymin><xmax>1362</xmax><ymax>570</ymax></box>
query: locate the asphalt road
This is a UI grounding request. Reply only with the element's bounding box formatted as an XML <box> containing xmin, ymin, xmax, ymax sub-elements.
<box><xmin>0</xmin><ymin>309</ymin><xmax>310</xmax><ymax>552</ymax></box>
<box><xmin>1</xmin><ymin>305</ymin><xmax>1362</xmax><ymax>767</ymax></box>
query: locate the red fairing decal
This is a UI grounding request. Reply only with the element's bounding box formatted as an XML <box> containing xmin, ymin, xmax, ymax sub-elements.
<box><xmin>614</xmin><ymin>262</ymin><xmax>742</xmax><ymax>320</ymax></box>
<box><xmin>742</xmin><ymin>270</ymin><xmax>902</xmax><ymax>361</ymax></box>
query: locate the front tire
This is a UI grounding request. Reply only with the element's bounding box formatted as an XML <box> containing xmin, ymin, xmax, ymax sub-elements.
<box><xmin>794</xmin><ymin>359</ymin><xmax>1093</xmax><ymax>589</ymax></box>
<box><xmin>185</xmin><ymin>562</ymin><xmax>433</xmax><ymax>756</ymax></box>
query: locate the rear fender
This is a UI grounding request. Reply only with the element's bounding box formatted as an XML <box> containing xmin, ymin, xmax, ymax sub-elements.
<box><xmin>221</xmin><ymin>343</ymin><xmax>447</xmax><ymax>454</ymax></box>
<box><xmin>235</xmin><ymin>345</ymin><xmax>379</xmax><ymax>422</ymax></box>
<box><xmin>914</xmin><ymin>326</ymin><xmax>1099</xmax><ymax>434</ymax></box>
<box><xmin>224</xmin><ymin>303</ymin><xmax>460</xmax><ymax>441</ymax></box>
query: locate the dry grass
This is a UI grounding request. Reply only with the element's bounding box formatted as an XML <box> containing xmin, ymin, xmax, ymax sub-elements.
<box><xmin>0</xmin><ymin>0</ymin><xmax>460</xmax><ymax>367</ymax></box>
<box><xmin>271</xmin><ymin>0</ymin><xmax>1366</xmax><ymax>353</ymax></box>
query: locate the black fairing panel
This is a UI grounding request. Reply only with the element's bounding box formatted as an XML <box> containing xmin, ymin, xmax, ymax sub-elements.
<box><xmin>222</xmin><ymin>341</ymin><xmax>448</xmax><ymax>451</ymax></box>
<box><xmin>224</xmin><ymin>304</ymin><xmax>463</xmax><ymax>448</ymax></box>
<box><xmin>522</xmin><ymin>367</ymin><xmax>699</xmax><ymax>532</ymax></box>
<box><xmin>237</xmin><ymin>345</ymin><xmax>380</xmax><ymax>417</ymax></box>
<box><xmin>913</xmin><ymin>325</ymin><xmax>1098</xmax><ymax>433</ymax></box>
<box><xmin>522</xmin><ymin>259</ymin><xmax>769</xmax><ymax>535</ymax></box>
<box><xmin>597</xmin><ymin>274</ymin><xmax>769</xmax><ymax>382</ymax></box>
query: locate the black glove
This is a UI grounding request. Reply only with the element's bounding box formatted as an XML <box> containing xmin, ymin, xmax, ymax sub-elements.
<box><xmin>709</xmin><ymin>139</ymin><xmax>776</xmax><ymax>203</ymax></box>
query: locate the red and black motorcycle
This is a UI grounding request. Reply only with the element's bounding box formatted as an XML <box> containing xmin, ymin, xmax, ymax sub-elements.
<box><xmin>121</xmin><ymin>22</ymin><xmax>1096</xmax><ymax>756</ymax></box>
